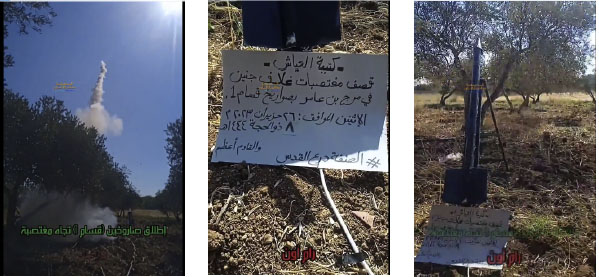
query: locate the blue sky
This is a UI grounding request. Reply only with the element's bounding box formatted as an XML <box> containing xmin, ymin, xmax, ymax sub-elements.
<box><xmin>4</xmin><ymin>2</ymin><xmax>183</xmax><ymax>197</ymax></box>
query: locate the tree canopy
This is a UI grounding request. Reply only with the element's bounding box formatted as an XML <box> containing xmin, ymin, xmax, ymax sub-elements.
<box><xmin>4</xmin><ymin>89</ymin><xmax>141</xmax><ymax>227</ymax></box>
<box><xmin>155</xmin><ymin>117</ymin><xmax>183</xmax><ymax>220</ymax></box>
<box><xmin>4</xmin><ymin>2</ymin><xmax>56</xmax><ymax>69</ymax></box>
<box><xmin>415</xmin><ymin>1</ymin><xmax>595</xmax><ymax>111</ymax></box>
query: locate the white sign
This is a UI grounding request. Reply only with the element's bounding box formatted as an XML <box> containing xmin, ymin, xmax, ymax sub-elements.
<box><xmin>415</xmin><ymin>205</ymin><xmax>511</xmax><ymax>269</ymax></box>
<box><xmin>212</xmin><ymin>50</ymin><xmax>388</xmax><ymax>172</ymax></box>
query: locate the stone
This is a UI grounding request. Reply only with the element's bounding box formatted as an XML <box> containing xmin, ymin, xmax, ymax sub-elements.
<box><xmin>575</xmin><ymin>265</ymin><xmax>594</xmax><ymax>277</ymax></box>
<box><xmin>228</xmin><ymin>257</ymin><xmax>238</xmax><ymax>267</ymax></box>
<box><xmin>208</xmin><ymin>230</ymin><xmax>224</xmax><ymax>251</ymax></box>
<box><xmin>351</xmin><ymin>211</ymin><xmax>375</xmax><ymax>228</ymax></box>
<box><xmin>261</xmin><ymin>234</ymin><xmax>274</xmax><ymax>245</ymax></box>
<box><xmin>258</xmin><ymin>186</ymin><xmax>269</xmax><ymax>194</ymax></box>
<box><xmin>282</xmin><ymin>241</ymin><xmax>296</xmax><ymax>249</ymax></box>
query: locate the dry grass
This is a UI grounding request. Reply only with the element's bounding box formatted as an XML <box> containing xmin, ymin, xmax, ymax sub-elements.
<box><xmin>132</xmin><ymin>209</ymin><xmax>168</xmax><ymax>218</ymax></box>
<box><xmin>415</xmin><ymin>92</ymin><xmax>592</xmax><ymax>107</ymax></box>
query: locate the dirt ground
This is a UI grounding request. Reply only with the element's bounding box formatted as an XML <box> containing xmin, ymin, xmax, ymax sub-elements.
<box><xmin>3</xmin><ymin>210</ymin><xmax>183</xmax><ymax>275</ymax></box>
<box><xmin>414</xmin><ymin>93</ymin><xmax>596</xmax><ymax>276</ymax></box>
<box><xmin>208</xmin><ymin>2</ymin><xmax>390</xmax><ymax>275</ymax></box>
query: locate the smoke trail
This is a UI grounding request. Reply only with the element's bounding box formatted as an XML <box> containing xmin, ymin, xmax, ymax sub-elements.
<box><xmin>76</xmin><ymin>61</ymin><xmax>123</xmax><ymax>136</ymax></box>
<box><xmin>18</xmin><ymin>191</ymin><xmax>118</xmax><ymax>242</ymax></box>
<box><xmin>90</xmin><ymin>60</ymin><xmax>107</xmax><ymax>105</ymax></box>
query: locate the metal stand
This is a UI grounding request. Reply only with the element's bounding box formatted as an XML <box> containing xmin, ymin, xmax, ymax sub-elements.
<box><xmin>319</xmin><ymin>168</ymin><xmax>374</xmax><ymax>275</ymax></box>
<box><xmin>481</xmin><ymin>79</ymin><xmax>509</xmax><ymax>171</ymax></box>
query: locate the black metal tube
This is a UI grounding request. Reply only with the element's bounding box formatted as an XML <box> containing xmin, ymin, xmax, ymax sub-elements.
<box><xmin>463</xmin><ymin>39</ymin><xmax>483</xmax><ymax>169</ymax></box>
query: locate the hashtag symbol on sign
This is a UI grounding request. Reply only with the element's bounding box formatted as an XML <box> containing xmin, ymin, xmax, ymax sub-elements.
<box><xmin>366</xmin><ymin>158</ymin><xmax>380</xmax><ymax>168</ymax></box>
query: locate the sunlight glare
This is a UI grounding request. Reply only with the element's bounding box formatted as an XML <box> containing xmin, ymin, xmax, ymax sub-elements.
<box><xmin>161</xmin><ymin>1</ymin><xmax>182</xmax><ymax>16</ymax></box>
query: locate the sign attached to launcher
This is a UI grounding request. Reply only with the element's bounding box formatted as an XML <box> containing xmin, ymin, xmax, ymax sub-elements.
<box><xmin>212</xmin><ymin>50</ymin><xmax>388</xmax><ymax>172</ymax></box>
<box><xmin>415</xmin><ymin>205</ymin><xmax>512</xmax><ymax>269</ymax></box>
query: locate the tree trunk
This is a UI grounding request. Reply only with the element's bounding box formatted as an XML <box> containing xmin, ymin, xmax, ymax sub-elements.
<box><xmin>439</xmin><ymin>87</ymin><xmax>457</xmax><ymax>106</ymax></box>
<box><xmin>518</xmin><ymin>95</ymin><xmax>530</xmax><ymax>113</ymax></box>
<box><xmin>481</xmin><ymin>55</ymin><xmax>517</xmax><ymax>119</ymax></box>
<box><xmin>448</xmin><ymin>51</ymin><xmax>469</xmax><ymax>124</ymax></box>
<box><xmin>586</xmin><ymin>89</ymin><xmax>596</xmax><ymax>103</ymax></box>
<box><xmin>460</xmin><ymin>79</ymin><xmax>469</xmax><ymax>124</ymax></box>
<box><xmin>532</xmin><ymin>93</ymin><xmax>541</xmax><ymax>104</ymax></box>
<box><xmin>503</xmin><ymin>90</ymin><xmax>514</xmax><ymax>113</ymax></box>
<box><xmin>6</xmin><ymin>186</ymin><xmax>19</xmax><ymax>229</ymax></box>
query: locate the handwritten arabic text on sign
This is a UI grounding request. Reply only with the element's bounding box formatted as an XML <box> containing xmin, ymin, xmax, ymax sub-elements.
<box><xmin>415</xmin><ymin>205</ymin><xmax>511</xmax><ymax>270</ymax></box>
<box><xmin>212</xmin><ymin>51</ymin><xmax>388</xmax><ymax>172</ymax></box>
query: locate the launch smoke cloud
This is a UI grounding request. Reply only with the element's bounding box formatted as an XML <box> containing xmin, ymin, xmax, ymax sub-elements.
<box><xmin>76</xmin><ymin>61</ymin><xmax>123</xmax><ymax>136</ymax></box>
<box><xmin>18</xmin><ymin>191</ymin><xmax>117</xmax><ymax>242</ymax></box>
